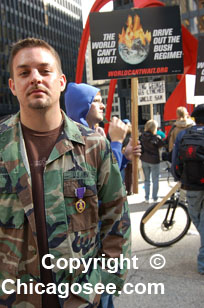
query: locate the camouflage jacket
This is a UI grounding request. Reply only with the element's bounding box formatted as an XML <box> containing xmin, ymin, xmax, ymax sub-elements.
<box><xmin>0</xmin><ymin>111</ymin><xmax>131</xmax><ymax>308</ymax></box>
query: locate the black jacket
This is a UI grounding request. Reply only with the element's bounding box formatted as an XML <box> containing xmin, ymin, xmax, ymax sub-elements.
<box><xmin>140</xmin><ymin>131</ymin><xmax>164</xmax><ymax>164</ymax></box>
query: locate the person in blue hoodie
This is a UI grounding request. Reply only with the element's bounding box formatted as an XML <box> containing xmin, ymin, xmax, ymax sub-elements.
<box><xmin>64</xmin><ymin>82</ymin><xmax>140</xmax><ymax>171</ymax></box>
<box><xmin>65</xmin><ymin>82</ymin><xmax>140</xmax><ymax>308</ymax></box>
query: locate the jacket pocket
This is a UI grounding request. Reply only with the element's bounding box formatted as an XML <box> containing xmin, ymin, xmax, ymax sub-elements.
<box><xmin>64</xmin><ymin>180</ymin><xmax>99</xmax><ymax>232</ymax></box>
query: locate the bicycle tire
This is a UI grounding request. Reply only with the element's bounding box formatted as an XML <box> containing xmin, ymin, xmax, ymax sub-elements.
<box><xmin>140</xmin><ymin>200</ymin><xmax>191</xmax><ymax>247</ymax></box>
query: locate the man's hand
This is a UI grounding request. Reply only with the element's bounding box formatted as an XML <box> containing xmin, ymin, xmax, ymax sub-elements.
<box><xmin>124</xmin><ymin>138</ymin><xmax>141</xmax><ymax>161</ymax></box>
<box><xmin>108</xmin><ymin>117</ymin><xmax>128</xmax><ymax>143</ymax></box>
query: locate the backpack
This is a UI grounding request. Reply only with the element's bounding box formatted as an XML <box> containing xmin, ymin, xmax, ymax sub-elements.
<box><xmin>177</xmin><ymin>127</ymin><xmax>204</xmax><ymax>188</ymax></box>
<box><xmin>161</xmin><ymin>147</ymin><xmax>172</xmax><ymax>162</ymax></box>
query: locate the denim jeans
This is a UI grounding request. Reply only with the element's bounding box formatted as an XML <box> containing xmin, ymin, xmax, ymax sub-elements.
<box><xmin>186</xmin><ymin>190</ymin><xmax>204</xmax><ymax>273</ymax></box>
<box><xmin>98</xmin><ymin>293</ymin><xmax>114</xmax><ymax>308</ymax></box>
<box><xmin>142</xmin><ymin>161</ymin><xmax>160</xmax><ymax>201</ymax></box>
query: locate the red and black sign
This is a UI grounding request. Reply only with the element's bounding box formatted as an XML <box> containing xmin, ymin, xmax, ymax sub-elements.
<box><xmin>195</xmin><ymin>36</ymin><xmax>204</xmax><ymax>96</ymax></box>
<box><xmin>90</xmin><ymin>6</ymin><xmax>183</xmax><ymax>80</ymax></box>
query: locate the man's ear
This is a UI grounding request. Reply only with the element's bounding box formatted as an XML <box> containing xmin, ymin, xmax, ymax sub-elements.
<box><xmin>9</xmin><ymin>78</ymin><xmax>17</xmax><ymax>96</ymax></box>
<box><xmin>60</xmin><ymin>74</ymin><xmax>67</xmax><ymax>92</ymax></box>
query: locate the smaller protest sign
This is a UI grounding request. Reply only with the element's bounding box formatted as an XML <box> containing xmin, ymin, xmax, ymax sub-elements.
<box><xmin>138</xmin><ymin>80</ymin><xmax>166</xmax><ymax>105</ymax></box>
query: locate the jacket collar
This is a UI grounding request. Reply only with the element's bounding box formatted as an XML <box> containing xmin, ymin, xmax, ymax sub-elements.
<box><xmin>62</xmin><ymin>110</ymin><xmax>85</xmax><ymax>145</ymax></box>
<box><xmin>0</xmin><ymin>110</ymin><xmax>86</xmax><ymax>171</ymax></box>
<box><xmin>0</xmin><ymin>110</ymin><xmax>85</xmax><ymax>146</ymax></box>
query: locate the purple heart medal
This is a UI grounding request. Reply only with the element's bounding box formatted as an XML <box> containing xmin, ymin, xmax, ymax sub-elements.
<box><xmin>75</xmin><ymin>187</ymin><xmax>86</xmax><ymax>213</ymax></box>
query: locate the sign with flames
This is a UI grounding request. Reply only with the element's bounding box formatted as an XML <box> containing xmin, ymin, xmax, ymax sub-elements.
<box><xmin>89</xmin><ymin>6</ymin><xmax>183</xmax><ymax>80</ymax></box>
<box><xmin>118</xmin><ymin>14</ymin><xmax>152</xmax><ymax>65</ymax></box>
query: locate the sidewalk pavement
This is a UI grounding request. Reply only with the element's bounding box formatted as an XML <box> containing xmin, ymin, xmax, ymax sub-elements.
<box><xmin>113</xmin><ymin>163</ymin><xmax>204</xmax><ymax>308</ymax></box>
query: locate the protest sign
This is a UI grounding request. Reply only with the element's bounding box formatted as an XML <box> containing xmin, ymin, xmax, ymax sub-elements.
<box><xmin>90</xmin><ymin>5</ymin><xmax>183</xmax><ymax>193</ymax></box>
<box><xmin>90</xmin><ymin>6</ymin><xmax>183</xmax><ymax>80</ymax></box>
<box><xmin>186</xmin><ymin>74</ymin><xmax>204</xmax><ymax>105</ymax></box>
<box><xmin>195</xmin><ymin>36</ymin><xmax>204</xmax><ymax>96</ymax></box>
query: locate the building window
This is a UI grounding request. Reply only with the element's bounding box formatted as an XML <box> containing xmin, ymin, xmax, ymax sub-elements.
<box><xmin>116</xmin><ymin>0</ymin><xmax>122</xmax><ymax>6</ymax></box>
<box><xmin>199</xmin><ymin>0</ymin><xmax>204</xmax><ymax>8</ymax></box>
<box><xmin>198</xmin><ymin>15</ymin><xmax>204</xmax><ymax>32</ymax></box>
<box><xmin>180</xmin><ymin>0</ymin><xmax>188</xmax><ymax>14</ymax></box>
<box><xmin>189</xmin><ymin>0</ymin><xmax>198</xmax><ymax>11</ymax></box>
<box><xmin>190</xmin><ymin>16</ymin><xmax>199</xmax><ymax>34</ymax></box>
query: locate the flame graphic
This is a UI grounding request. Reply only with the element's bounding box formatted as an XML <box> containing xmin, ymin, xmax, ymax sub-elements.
<box><xmin>118</xmin><ymin>15</ymin><xmax>151</xmax><ymax>49</ymax></box>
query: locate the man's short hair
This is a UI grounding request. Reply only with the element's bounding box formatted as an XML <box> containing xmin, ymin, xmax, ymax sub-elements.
<box><xmin>9</xmin><ymin>37</ymin><xmax>63</xmax><ymax>77</ymax></box>
<box><xmin>191</xmin><ymin>104</ymin><xmax>204</xmax><ymax>124</ymax></box>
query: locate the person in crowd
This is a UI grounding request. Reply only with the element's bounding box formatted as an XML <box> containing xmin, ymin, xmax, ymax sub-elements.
<box><xmin>140</xmin><ymin>119</ymin><xmax>165</xmax><ymax>203</ymax></box>
<box><xmin>156</xmin><ymin>127</ymin><xmax>166</xmax><ymax>140</ymax></box>
<box><xmin>0</xmin><ymin>37</ymin><xmax>131</xmax><ymax>308</ymax></box>
<box><xmin>168</xmin><ymin>106</ymin><xmax>195</xmax><ymax>152</ymax></box>
<box><xmin>171</xmin><ymin>104</ymin><xmax>204</xmax><ymax>275</ymax></box>
<box><xmin>65</xmin><ymin>83</ymin><xmax>141</xmax><ymax>308</ymax></box>
<box><xmin>162</xmin><ymin>106</ymin><xmax>195</xmax><ymax>163</ymax></box>
<box><xmin>64</xmin><ymin>82</ymin><xmax>141</xmax><ymax>171</ymax></box>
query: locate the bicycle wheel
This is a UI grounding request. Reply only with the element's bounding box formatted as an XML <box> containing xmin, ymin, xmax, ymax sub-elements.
<box><xmin>140</xmin><ymin>200</ymin><xmax>191</xmax><ymax>247</ymax></box>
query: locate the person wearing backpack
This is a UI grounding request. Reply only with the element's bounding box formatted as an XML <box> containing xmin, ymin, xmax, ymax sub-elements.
<box><xmin>162</xmin><ymin>106</ymin><xmax>195</xmax><ymax>163</ymax></box>
<box><xmin>171</xmin><ymin>104</ymin><xmax>204</xmax><ymax>275</ymax></box>
<box><xmin>168</xmin><ymin>106</ymin><xmax>195</xmax><ymax>152</ymax></box>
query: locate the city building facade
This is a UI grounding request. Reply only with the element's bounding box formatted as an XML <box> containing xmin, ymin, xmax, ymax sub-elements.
<box><xmin>0</xmin><ymin>0</ymin><xmax>84</xmax><ymax>118</ymax></box>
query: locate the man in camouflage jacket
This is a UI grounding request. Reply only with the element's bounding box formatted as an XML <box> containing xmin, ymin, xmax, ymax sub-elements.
<box><xmin>0</xmin><ymin>38</ymin><xmax>131</xmax><ymax>307</ymax></box>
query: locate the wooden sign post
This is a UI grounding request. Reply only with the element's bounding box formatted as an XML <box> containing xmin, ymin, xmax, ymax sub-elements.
<box><xmin>142</xmin><ymin>182</ymin><xmax>181</xmax><ymax>223</ymax></box>
<box><xmin>150</xmin><ymin>103</ymin><xmax>154</xmax><ymax>120</ymax></box>
<box><xmin>131</xmin><ymin>78</ymin><xmax>139</xmax><ymax>194</ymax></box>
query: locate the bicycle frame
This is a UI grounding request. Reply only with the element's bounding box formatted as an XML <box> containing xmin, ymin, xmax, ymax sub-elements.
<box><xmin>142</xmin><ymin>182</ymin><xmax>181</xmax><ymax>224</ymax></box>
<box><xmin>162</xmin><ymin>195</ymin><xmax>180</xmax><ymax>229</ymax></box>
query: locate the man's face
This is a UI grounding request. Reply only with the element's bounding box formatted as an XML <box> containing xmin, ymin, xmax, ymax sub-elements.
<box><xmin>86</xmin><ymin>93</ymin><xmax>105</xmax><ymax>126</ymax></box>
<box><xmin>9</xmin><ymin>47</ymin><xmax>66</xmax><ymax>112</ymax></box>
